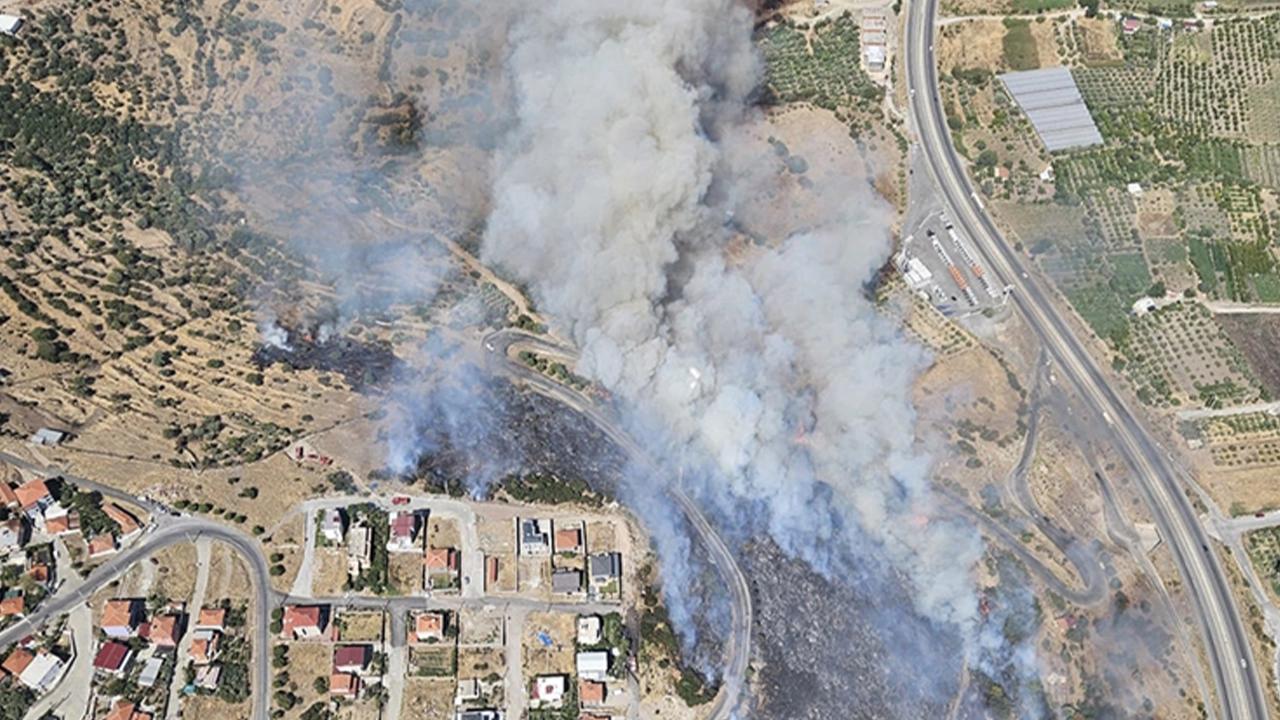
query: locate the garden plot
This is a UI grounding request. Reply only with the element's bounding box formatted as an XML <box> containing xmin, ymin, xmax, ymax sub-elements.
<box><xmin>1156</xmin><ymin>17</ymin><xmax>1280</xmax><ymax>141</ymax></box>
<box><xmin>1068</xmin><ymin>17</ymin><xmax>1124</xmax><ymax>67</ymax></box>
<box><xmin>1121</xmin><ymin>301</ymin><xmax>1263</xmax><ymax>408</ymax></box>
<box><xmin>1245</xmin><ymin>527</ymin><xmax>1280</xmax><ymax>600</ymax></box>
<box><xmin>1198</xmin><ymin>412</ymin><xmax>1280</xmax><ymax>468</ymax></box>
<box><xmin>1243</xmin><ymin>144</ymin><xmax>1280</xmax><ymax>189</ymax></box>
<box><xmin>1084</xmin><ymin>186</ymin><xmax>1141</xmax><ymax>252</ymax></box>
<box><xmin>758</xmin><ymin>14</ymin><xmax>879</xmax><ymax>112</ymax></box>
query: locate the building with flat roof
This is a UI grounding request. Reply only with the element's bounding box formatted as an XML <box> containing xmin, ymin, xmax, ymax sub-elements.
<box><xmin>999</xmin><ymin>67</ymin><xmax>1103</xmax><ymax>152</ymax></box>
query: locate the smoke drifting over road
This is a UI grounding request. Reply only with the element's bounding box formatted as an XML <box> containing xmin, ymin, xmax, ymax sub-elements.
<box><xmin>481</xmin><ymin>0</ymin><xmax>983</xmax><ymax>650</ymax></box>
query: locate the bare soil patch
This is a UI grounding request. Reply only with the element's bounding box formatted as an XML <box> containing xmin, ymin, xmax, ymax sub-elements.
<box><xmin>402</xmin><ymin>678</ymin><xmax>454</xmax><ymax>720</ymax></box>
<box><xmin>1216</xmin><ymin>314</ymin><xmax>1280</xmax><ymax>398</ymax></box>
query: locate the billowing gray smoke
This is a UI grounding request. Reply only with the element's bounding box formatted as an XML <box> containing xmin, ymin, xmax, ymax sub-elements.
<box><xmin>481</xmin><ymin>0</ymin><xmax>983</xmax><ymax>642</ymax></box>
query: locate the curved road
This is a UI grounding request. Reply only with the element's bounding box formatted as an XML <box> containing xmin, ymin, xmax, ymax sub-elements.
<box><xmin>484</xmin><ymin>328</ymin><xmax>754</xmax><ymax>720</ymax></box>
<box><xmin>0</xmin><ymin>517</ymin><xmax>273</xmax><ymax>720</ymax></box>
<box><xmin>905</xmin><ymin>2</ymin><xmax>1267</xmax><ymax>717</ymax></box>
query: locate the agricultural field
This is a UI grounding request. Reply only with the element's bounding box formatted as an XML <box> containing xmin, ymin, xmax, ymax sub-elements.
<box><xmin>1117</xmin><ymin>302</ymin><xmax>1263</xmax><ymax>408</ymax></box>
<box><xmin>1218</xmin><ymin>314</ymin><xmax>1280</xmax><ymax>396</ymax></box>
<box><xmin>757</xmin><ymin>13</ymin><xmax>880</xmax><ymax>112</ymax></box>
<box><xmin>1245</xmin><ymin>527</ymin><xmax>1280</xmax><ymax>599</ymax></box>
<box><xmin>1196</xmin><ymin>412</ymin><xmax>1280</xmax><ymax>467</ymax></box>
<box><xmin>409</xmin><ymin>646</ymin><xmax>458</xmax><ymax>678</ymax></box>
<box><xmin>966</xmin><ymin>11</ymin><xmax>1280</xmax><ymax>412</ymax></box>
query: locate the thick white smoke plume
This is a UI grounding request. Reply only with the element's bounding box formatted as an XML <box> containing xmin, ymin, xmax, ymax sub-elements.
<box><xmin>482</xmin><ymin>0</ymin><xmax>983</xmax><ymax>638</ymax></box>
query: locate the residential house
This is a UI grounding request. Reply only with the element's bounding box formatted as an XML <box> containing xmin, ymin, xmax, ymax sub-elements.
<box><xmin>282</xmin><ymin>605</ymin><xmax>328</xmax><ymax>640</ymax></box>
<box><xmin>1</xmin><ymin>648</ymin><xmax>32</xmax><ymax>678</ymax></box>
<box><xmin>551</xmin><ymin>568</ymin><xmax>582</xmax><ymax>595</ymax></box>
<box><xmin>577</xmin><ymin>616</ymin><xmax>602</xmax><ymax>645</ymax></box>
<box><xmin>14</xmin><ymin>479</ymin><xmax>51</xmax><ymax>519</ymax></box>
<box><xmin>19</xmin><ymin>652</ymin><xmax>63</xmax><ymax>692</ymax></box>
<box><xmin>150</xmin><ymin>614</ymin><xmax>183</xmax><ymax>648</ymax></box>
<box><xmin>330</xmin><ymin>672</ymin><xmax>361</xmax><ymax>698</ymax></box>
<box><xmin>519</xmin><ymin>519</ymin><xmax>549</xmax><ymax>556</ymax></box>
<box><xmin>332</xmin><ymin>645</ymin><xmax>369</xmax><ymax>674</ymax></box>
<box><xmin>1121</xmin><ymin>17</ymin><xmax>1142</xmax><ymax>34</ymax></box>
<box><xmin>588</xmin><ymin>553</ymin><xmax>621</xmax><ymax>585</ymax></box>
<box><xmin>529</xmin><ymin>675</ymin><xmax>566</xmax><ymax>709</ymax></box>
<box><xmin>347</xmin><ymin>523</ymin><xmax>372</xmax><ymax>577</ymax></box>
<box><xmin>425</xmin><ymin>547</ymin><xmax>458</xmax><ymax>590</ymax></box>
<box><xmin>93</xmin><ymin>641</ymin><xmax>133</xmax><ymax>676</ymax></box>
<box><xmin>137</xmin><ymin>656</ymin><xmax>165</xmax><ymax>688</ymax></box>
<box><xmin>455</xmin><ymin>711</ymin><xmax>500</xmax><ymax>720</ymax></box>
<box><xmin>26</xmin><ymin>563</ymin><xmax>49</xmax><ymax>587</ymax></box>
<box><xmin>579</xmin><ymin>714</ymin><xmax>612</xmax><ymax>720</ymax></box>
<box><xmin>576</xmin><ymin>651</ymin><xmax>609</xmax><ymax>682</ymax></box>
<box><xmin>386</xmin><ymin>511</ymin><xmax>420</xmax><ymax>553</ymax></box>
<box><xmin>43</xmin><ymin>509</ymin><xmax>78</xmax><ymax>537</ymax></box>
<box><xmin>580</xmin><ymin>679</ymin><xmax>607</xmax><ymax>706</ymax></box>
<box><xmin>104</xmin><ymin>700</ymin><xmax>152</xmax><ymax>720</ymax></box>
<box><xmin>455</xmin><ymin>677</ymin><xmax>481</xmax><ymax>705</ymax></box>
<box><xmin>319</xmin><ymin>508</ymin><xmax>345</xmax><ymax>544</ymax></box>
<box><xmin>102</xmin><ymin>504</ymin><xmax>142</xmax><ymax>540</ymax></box>
<box><xmin>0</xmin><ymin>594</ymin><xmax>24</xmax><ymax>618</ymax></box>
<box><xmin>484</xmin><ymin>556</ymin><xmax>499</xmax><ymax>592</ymax></box>
<box><xmin>196</xmin><ymin>607</ymin><xmax>226</xmax><ymax>632</ymax></box>
<box><xmin>0</xmin><ymin>482</ymin><xmax>16</xmax><ymax>510</ymax></box>
<box><xmin>415</xmin><ymin>612</ymin><xmax>445</xmax><ymax>643</ymax></box>
<box><xmin>0</xmin><ymin>518</ymin><xmax>25</xmax><ymax>554</ymax></box>
<box><xmin>28</xmin><ymin>429</ymin><xmax>65</xmax><ymax>446</ymax></box>
<box><xmin>194</xmin><ymin>664</ymin><xmax>221</xmax><ymax>691</ymax></box>
<box><xmin>553</xmin><ymin>526</ymin><xmax>581</xmax><ymax>554</ymax></box>
<box><xmin>102</xmin><ymin>599</ymin><xmax>142</xmax><ymax>638</ymax></box>
<box><xmin>88</xmin><ymin>533</ymin><xmax>118</xmax><ymax>559</ymax></box>
<box><xmin>191</xmin><ymin>631</ymin><xmax>220</xmax><ymax>665</ymax></box>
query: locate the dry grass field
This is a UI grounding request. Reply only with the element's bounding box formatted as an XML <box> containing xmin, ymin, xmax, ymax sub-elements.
<box><xmin>522</xmin><ymin>612</ymin><xmax>575</xmax><ymax>679</ymax></box>
<box><xmin>402</xmin><ymin>678</ymin><xmax>455</xmax><ymax>720</ymax></box>
<box><xmin>336</xmin><ymin>610</ymin><xmax>385</xmax><ymax>643</ymax></box>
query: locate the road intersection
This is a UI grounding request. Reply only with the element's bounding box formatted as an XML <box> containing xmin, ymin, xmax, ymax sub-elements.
<box><xmin>904</xmin><ymin>1</ymin><xmax>1268</xmax><ymax>717</ymax></box>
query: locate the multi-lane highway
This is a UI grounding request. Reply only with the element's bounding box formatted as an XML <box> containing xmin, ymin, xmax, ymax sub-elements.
<box><xmin>904</xmin><ymin>1</ymin><xmax>1268</xmax><ymax>717</ymax></box>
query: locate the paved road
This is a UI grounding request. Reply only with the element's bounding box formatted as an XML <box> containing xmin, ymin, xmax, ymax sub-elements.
<box><xmin>484</xmin><ymin>329</ymin><xmax>754</xmax><ymax>720</ymax></box>
<box><xmin>0</xmin><ymin>516</ymin><xmax>274</xmax><ymax>720</ymax></box>
<box><xmin>905</xmin><ymin>2</ymin><xmax>1267</xmax><ymax>717</ymax></box>
<box><xmin>23</xmin><ymin>541</ymin><xmax>91</xmax><ymax>720</ymax></box>
<box><xmin>166</xmin><ymin>538</ymin><xmax>212</xmax><ymax>720</ymax></box>
<box><xmin>1177</xmin><ymin>400</ymin><xmax>1280</xmax><ymax>421</ymax></box>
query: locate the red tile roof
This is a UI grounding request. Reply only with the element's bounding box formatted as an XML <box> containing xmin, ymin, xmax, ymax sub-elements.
<box><xmin>197</xmin><ymin>607</ymin><xmax>225</xmax><ymax>630</ymax></box>
<box><xmin>13</xmin><ymin>479</ymin><xmax>49</xmax><ymax>511</ymax></box>
<box><xmin>102</xmin><ymin>599</ymin><xmax>137</xmax><ymax>630</ymax></box>
<box><xmin>93</xmin><ymin>641</ymin><xmax>130</xmax><ymax>671</ymax></box>
<box><xmin>554</xmin><ymin>528</ymin><xmax>581</xmax><ymax>551</ymax></box>
<box><xmin>330</xmin><ymin>672</ymin><xmax>360</xmax><ymax>697</ymax></box>
<box><xmin>424</xmin><ymin>547</ymin><xmax>457</xmax><ymax>571</ymax></box>
<box><xmin>579</xmin><ymin>679</ymin><xmax>606</xmax><ymax>705</ymax></box>
<box><xmin>389</xmin><ymin>512</ymin><xmax>416</xmax><ymax>538</ymax></box>
<box><xmin>102</xmin><ymin>504</ymin><xmax>140</xmax><ymax>535</ymax></box>
<box><xmin>0</xmin><ymin>596</ymin><xmax>23</xmax><ymax>617</ymax></box>
<box><xmin>150</xmin><ymin>615</ymin><xmax>180</xmax><ymax>647</ymax></box>
<box><xmin>0</xmin><ymin>482</ymin><xmax>18</xmax><ymax>507</ymax></box>
<box><xmin>45</xmin><ymin>512</ymin><xmax>76</xmax><ymax>535</ymax></box>
<box><xmin>2</xmin><ymin>648</ymin><xmax>32</xmax><ymax>676</ymax></box>
<box><xmin>191</xmin><ymin>634</ymin><xmax>219</xmax><ymax>664</ymax></box>
<box><xmin>415</xmin><ymin>613</ymin><xmax>443</xmax><ymax>639</ymax></box>
<box><xmin>332</xmin><ymin>645</ymin><xmax>368</xmax><ymax>671</ymax></box>
<box><xmin>104</xmin><ymin>699</ymin><xmax>152</xmax><ymax>720</ymax></box>
<box><xmin>88</xmin><ymin>534</ymin><xmax>117</xmax><ymax>557</ymax></box>
<box><xmin>282</xmin><ymin>605</ymin><xmax>324</xmax><ymax>637</ymax></box>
